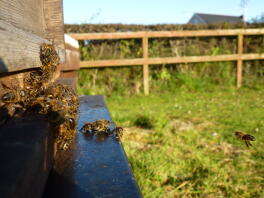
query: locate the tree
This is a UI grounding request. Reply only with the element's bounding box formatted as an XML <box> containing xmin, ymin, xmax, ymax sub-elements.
<box><xmin>250</xmin><ymin>13</ymin><xmax>264</xmax><ymax>23</ymax></box>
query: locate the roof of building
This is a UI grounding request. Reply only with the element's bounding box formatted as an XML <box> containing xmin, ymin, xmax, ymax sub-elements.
<box><xmin>189</xmin><ymin>13</ymin><xmax>243</xmax><ymax>24</ymax></box>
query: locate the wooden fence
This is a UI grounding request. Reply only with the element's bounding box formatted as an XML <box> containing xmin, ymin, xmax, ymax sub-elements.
<box><xmin>69</xmin><ymin>29</ymin><xmax>264</xmax><ymax>95</ymax></box>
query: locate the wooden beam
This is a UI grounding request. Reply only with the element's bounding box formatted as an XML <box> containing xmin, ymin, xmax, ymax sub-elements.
<box><xmin>69</xmin><ymin>29</ymin><xmax>264</xmax><ymax>40</ymax></box>
<box><xmin>147</xmin><ymin>29</ymin><xmax>264</xmax><ymax>38</ymax></box>
<box><xmin>43</xmin><ymin>0</ymin><xmax>65</xmax><ymax>50</ymax></box>
<box><xmin>80</xmin><ymin>53</ymin><xmax>264</xmax><ymax>68</ymax></box>
<box><xmin>0</xmin><ymin>0</ymin><xmax>45</xmax><ymax>37</ymax></box>
<box><xmin>146</xmin><ymin>54</ymin><xmax>239</xmax><ymax>64</ymax></box>
<box><xmin>69</xmin><ymin>32</ymin><xmax>146</xmax><ymax>40</ymax></box>
<box><xmin>143</xmin><ymin>37</ymin><xmax>149</xmax><ymax>95</ymax></box>
<box><xmin>240</xmin><ymin>53</ymin><xmax>264</xmax><ymax>60</ymax></box>
<box><xmin>0</xmin><ymin>20</ymin><xmax>65</xmax><ymax>73</ymax></box>
<box><xmin>237</xmin><ymin>34</ymin><xmax>243</xmax><ymax>88</ymax></box>
<box><xmin>59</xmin><ymin>34</ymin><xmax>80</xmax><ymax>71</ymax></box>
<box><xmin>80</xmin><ymin>59</ymin><xmax>144</xmax><ymax>68</ymax></box>
<box><xmin>59</xmin><ymin>50</ymin><xmax>80</xmax><ymax>71</ymax></box>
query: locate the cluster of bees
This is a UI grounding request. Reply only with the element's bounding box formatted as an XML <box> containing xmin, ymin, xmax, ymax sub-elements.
<box><xmin>80</xmin><ymin>119</ymin><xmax>124</xmax><ymax>141</ymax></box>
<box><xmin>0</xmin><ymin>44</ymin><xmax>79</xmax><ymax>150</ymax></box>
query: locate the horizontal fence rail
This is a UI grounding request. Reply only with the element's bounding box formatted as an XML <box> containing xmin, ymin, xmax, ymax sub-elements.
<box><xmin>69</xmin><ymin>28</ymin><xmax>264</xmax><ymax>95</ymax></box>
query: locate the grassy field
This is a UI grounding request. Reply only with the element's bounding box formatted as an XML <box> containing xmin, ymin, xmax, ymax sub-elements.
<box><xmin>104</xmin><ymin>87</ymin><xmax>264</xmax><ymax>198</ymax></box>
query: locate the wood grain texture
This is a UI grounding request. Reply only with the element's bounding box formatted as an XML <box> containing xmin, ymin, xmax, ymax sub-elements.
<box><xmin>0</xmin><ymin>0</ymin><xmax>65</xmax><ymax>73</ymax></box>
<box><xmin>0</xmin><ymin>0</ymin><xmax>45</xmax><ymax>37</ymax></box>
<box><xmin>0</xmin><ymin>20</ymin><xmax>49</xmax><ymax>73</ymax></box>
<box><xmin>0</xmin><ymin>20</ymin><xmax>65</xmax><ymax>73</ymax></box>
<box><xmin>43</xmin><ymin>0</ymin><xmax>65</xmax><ymax>50</ymax></box>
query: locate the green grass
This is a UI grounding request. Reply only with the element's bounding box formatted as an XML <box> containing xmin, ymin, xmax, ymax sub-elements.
<box><xmin>104</xmin><ymin>88</ymin><xmax>264</xmax><ymax>198</ymax></box>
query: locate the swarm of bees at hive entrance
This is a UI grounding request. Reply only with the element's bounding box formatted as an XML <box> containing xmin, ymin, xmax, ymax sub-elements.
<box><xmin>234</xmin><ymin>131</ymin><xmax>256</xmax><ymax>148</ymax></box>
<box><xmin>80</xmin><ymin>119</ymin><xmax>124</xmax><ymax>142</ymax></box>
<box><xmin>0</xmin><ymin>44</ymin><xmax>79</xmax><ymax>151</ymax></box>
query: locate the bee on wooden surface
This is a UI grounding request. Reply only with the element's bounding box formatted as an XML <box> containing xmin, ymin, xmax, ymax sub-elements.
<box><xmin>115</xmin><ymin>126</ymin><xmax>124</xmax><ymax>141</ymax></box>
<box><xmin>80</xmin><ymin>119</ymin><xmax>110</xmax><ymax>134</ymax></box>
<box><xmin>234</xmin><ymin>131</ymin><xmax>256</xmax><ymax>147</ymax></box>
<box><xmin>93</xmin><ymin>120</ymin><xmax>110</xmax><ymax>133</ymax></box>
<box><xmin>80</xmin><ymin>122</ymin><xmax>94</xmax><ymax>133</ymax></box>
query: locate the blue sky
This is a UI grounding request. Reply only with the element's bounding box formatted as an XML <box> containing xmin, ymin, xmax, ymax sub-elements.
<box><xmin>63</xmin><ymin>0</ymin><xmax>264</xmax><ymax>24</ymax></box>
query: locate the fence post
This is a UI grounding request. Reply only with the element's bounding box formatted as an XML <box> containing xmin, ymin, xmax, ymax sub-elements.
<box><xmin>143</xmin><ymin>36</ymin><xmax>149</xmax><ymax>95</ymax></box>
<box><xmin>237</xmin><ymin>34</ymin><xmax>243</xmax><ymax>88</ymax></box>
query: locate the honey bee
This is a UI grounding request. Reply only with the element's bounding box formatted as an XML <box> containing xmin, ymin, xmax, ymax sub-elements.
<box><xmin>40</xmin><ymin>43</ymin><xmax>60</xmax><ymax>72</ymax></box>
<box><xmin>46</xmin><ymin>110</ymin><xmax>66</xmax><ymax>125</ymax></box>
<box><xmin>80</xmin><ymin>119</ymin><xmax>110</xmax><ymax>134</ymax></box>
<box><xmin>93</xmin><ymin>120</ymin><xmax>110</xmax><ymax>133</ymax></box>
<box><xmin>234</xmin><ymin>131</ymin><xmax>256</xmax><ymax>147</ymax></box>
<box><xmin>64</xmin><ymin>117</ymin><xmax>76</xmax><ymax>130</ymax></box>
<box><xmin>115</xmin><ymin>126</ymin><xmax>124</xmax><ymax>141</ymax></box>
<box><xmin>0</xmin><ymin>44</ymin><xmax>79</xmax><ymax>152</ymax></box>
<box><xmin>80</xmin><ymin>122</ymin><xmax>94</xmax><ymax>133</ymax></box>
<box><xmin>1</xmin><ymin>89</ymin><xmax>26</xmax><ymax>104</ymax></box>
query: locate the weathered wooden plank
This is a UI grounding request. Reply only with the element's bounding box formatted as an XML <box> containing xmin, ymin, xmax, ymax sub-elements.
<box><xmin>69</xmin><ymin>32</ymin><xmax>146</xmax><ymax>40</ymax></box>
<box><xmin>147</xmin><ymin>29</ymin><xmax>264</xmax><ymax>38</ymax></box>
<box><xmin>0</xmin><ymin>20</ymin><xmax>65</xmax><ymax>73</ymax></box>
<box><xmin>43</xmin><ymin>0</ymin><xmax>65</xmax><ymax>50</ymax></box>
<box><xmin>147</xmin><ymin>54</ymin><xmax>239</xmax><ymax>64</ymax></box>
<box><xmin>59</xmin><ymin>50</ymin><xmax>80</xmax><ymax>71</ymax></box>
<box><xmin>0</xmin><ymin>0</ymin><xmax>45</xmax><ymax>37</ymax></box>
<box><xmin>0</xmin><ymin>116</ymin><xmax>54</xmax><ymax>198</ymax></box>
<box><xmin>80</xmin><ymin>53</ymin><xmax>264</xmax><ymax>68</ymax></box>
<box><xmin>57</xmin><ymin>71</ymin><xmax>78</xmax><ymax>90</ymax></box>
<box><xmin>43</xmin><ymin>95</ymin><xmax>142</xmax><ymax>198</ymax></box>
<box><xmin>59</xmin><ymin>35</ymin><xmax>80</xmax><ymax>71</ymax></box>
<box><xmin>80</xmin><ymin>58</ymin><xmax>144</xmax><ymax>67</ymax></box>
<box><xmin>237</xmin><ymin>34</ymin><xmax>244</xmax><ymax>88</ymax></box>
<box><xmin>69</xmin><ymin>29</ymin><xmax>264</xmax><ymax>40</ymax></box>
<box><xmin>142</xmin><ymin>37</ymin><xmax>149</xmax><ymax>95</ymax></box>
<box><xmin>241</xmin><ymin>53</ymin><xmax>264</xmax><ymax>60</ymax></box>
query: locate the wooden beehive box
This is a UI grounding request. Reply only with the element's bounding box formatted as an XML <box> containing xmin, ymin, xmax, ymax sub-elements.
<box><xmin>0</xmin><ymin>0</ymin><xmax>65</xmax><ymax>85</ymax></box>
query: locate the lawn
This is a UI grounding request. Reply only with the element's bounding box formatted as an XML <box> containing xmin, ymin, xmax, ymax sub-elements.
<box><xmin>105</xmin><ymin>88</ymin><xmax>264</xmax><ymax>198</ymax></box>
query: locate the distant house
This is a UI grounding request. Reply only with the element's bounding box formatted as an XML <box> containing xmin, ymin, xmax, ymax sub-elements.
<box><xmin>188</xmin><ymin>13</ymin><xmax>244</xmax><ymax>24</ymax></box>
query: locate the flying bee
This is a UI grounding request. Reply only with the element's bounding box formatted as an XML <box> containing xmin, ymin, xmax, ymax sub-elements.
<box><xmin>234</xmin><ymin>131</ymin><xmax>256</xmax><ymax>147</ymax></box>
<box><xmin>115</xmin><ymin>126</ymin><xmax>124</xmax><ymax>141</ymax></box>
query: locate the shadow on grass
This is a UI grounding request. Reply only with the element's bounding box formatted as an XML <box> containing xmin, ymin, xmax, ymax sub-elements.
<box><xmin>133</xmin><ymin>115</ymin><xmax>153</xmax><ymax>129</ymax></box>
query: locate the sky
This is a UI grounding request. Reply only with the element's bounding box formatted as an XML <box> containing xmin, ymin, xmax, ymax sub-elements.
<box><xmin>63</xmin><ymin>0</ymin><xmax>264</xmax><ymax>24</ymax></box>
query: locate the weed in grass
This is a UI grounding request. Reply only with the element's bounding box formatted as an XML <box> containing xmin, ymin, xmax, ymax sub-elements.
<box><xmin>134</xmin><ymin>115</ymin><xmax>154</xmax><ymax>129</ymax></box>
